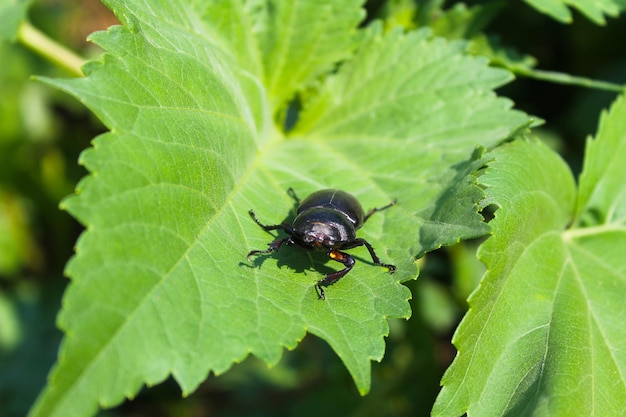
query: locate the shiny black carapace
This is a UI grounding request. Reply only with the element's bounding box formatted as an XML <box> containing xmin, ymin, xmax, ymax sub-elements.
<box><xmin>247</xmin><ymin>188</ymin><xmax>396</xmax><ymax>299</ymax></box>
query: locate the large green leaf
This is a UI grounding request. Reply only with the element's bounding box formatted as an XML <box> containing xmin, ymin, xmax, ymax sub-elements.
<box><xmin>433</xmin><ymin>96</ymin><xmax>626</xmax><ymax>416</ymax></box>
<box><xmin>29</xmin><ymin>1</ymin><xmax>530</xmax><ymax>416</ymax></box>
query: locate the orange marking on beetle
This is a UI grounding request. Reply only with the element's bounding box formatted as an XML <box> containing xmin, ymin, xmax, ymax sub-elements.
<box><xmin>330</xmin><ymin>250</ymin><xmax>343</xmax><ymax>261</ymax></box>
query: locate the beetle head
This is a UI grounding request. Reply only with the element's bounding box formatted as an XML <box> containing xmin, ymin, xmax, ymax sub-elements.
<box><xmin>301</xmin><ymin>222</ymin><xmax>340</xmax><ymax>250</ymax></box>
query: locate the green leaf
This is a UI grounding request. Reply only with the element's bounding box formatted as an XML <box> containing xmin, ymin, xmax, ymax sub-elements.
<box><xmin>429</xmin><ymin>2</ymin><xmax>504</xmax><ymax>40</ymax></box>
<box><xmin>0</xmin><ymin>0</ymin><xmax>31</xmax><ymax>41</ymax></box>
<box><xmin>29</xmin><ymin>1</ymin><xmax>530</xmax><ymax>416</ymax></box>
<box><xmin>433</xmin><ymin>95</ymin><xmax>626</xmax><ymax>416</ymax></box>
<box><xmin>421</xmin><ymin>3</ymin><xmax>625</xmax><ymax>93</ymax></box>
<box><xmin>178</xmin><ymin>0</ymin><xmax>363</xmax><ymax>110</ymax></box>
<box><xmin>576</xmin><ymin>94</ymin><xmax>626</xmax><ymax>227</ymax></box>
<box><xmin>522</xmin><ymin>0</ymin><xmax>625</xmax><ymax>24</ymax></box>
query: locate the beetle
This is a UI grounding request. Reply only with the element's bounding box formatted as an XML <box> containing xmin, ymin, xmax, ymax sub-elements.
<box><xmin>247</xmin><ymin>188</ymin><xmax>396</xmax><ymax>299</ymax></box>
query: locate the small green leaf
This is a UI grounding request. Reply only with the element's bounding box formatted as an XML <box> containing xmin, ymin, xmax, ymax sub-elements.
<box><xmin>433</xmin><ymin>94</ymin><xmax>626</xmax><ymax>416</ymax></box>
<box><xmin>29</xmin><ymin>1</ymin><xmax>531</xmax><ymax>416</ymax></box>
<box><xmin>576</xmin><ymin>94</ymin><xmax>626</xmax><ymax>226</ymax></box>
<box><xmin>522</xmin><ymin>0</ymin><xmax>624</xmax><ymax>24</ymax></box>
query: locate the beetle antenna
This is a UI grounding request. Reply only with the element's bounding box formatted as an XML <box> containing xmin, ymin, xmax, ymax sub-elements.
<box><xmin>287</xmin><ymin>187</ymin><xmax>301</xmax><ymax>205</ymax></box>
<box><xmin>249</xmin><ymin>210</ymin><xmax>287</xmax><ymax>233</ymax></box>
<box><xmin>363</xmin><ymin>199</ymin><xmax>397</xmax><ymax>223</ymax></box>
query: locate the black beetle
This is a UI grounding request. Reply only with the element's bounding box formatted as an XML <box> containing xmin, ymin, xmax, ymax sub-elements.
<box><xmin>247</xmin><ymin>188</ymin><xmax>396</xmax><ymax>299</ymax></box>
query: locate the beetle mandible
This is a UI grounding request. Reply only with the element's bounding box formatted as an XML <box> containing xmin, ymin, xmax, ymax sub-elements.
<box><xmin>247</xmin><ymin>188</ymin><xmax>396</xmax><ymax>299</ymax></box>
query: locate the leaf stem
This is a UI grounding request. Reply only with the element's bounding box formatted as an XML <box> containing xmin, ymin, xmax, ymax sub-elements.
<box><xmin>565</xmin><ymin>224</ymin><xmax>626</xmax><ymax>239</ymax></box>
<box><xmin>513</xmin><ymin>67</ymin><xmax>625</xmax><ymax>92</ymax></box>
<box><xmin>17</xmin><ymin>21</ymin><xmax>85</xmax><ymax>77</ymax></box>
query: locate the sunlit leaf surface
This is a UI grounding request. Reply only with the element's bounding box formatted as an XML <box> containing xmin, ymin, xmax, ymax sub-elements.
<box><xmin>434</xmin><ymin>95</ymin><xmax>626</xmax><ymax>416</ymax></box>
<box><xmin>29</xmin><ymin>1</ymin><xmax>530</xmax><ymax>416</ymax></box>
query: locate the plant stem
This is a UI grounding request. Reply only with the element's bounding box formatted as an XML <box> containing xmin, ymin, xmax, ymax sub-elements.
<box><xmin>514</xmin><ymin>67</ymin><xmax>625</xmax><ymax>92</ymax></box>
<box><xmin>17</xmin><ymin>21</ymin><xmax>85</xmax><ymax>77</ymax></box>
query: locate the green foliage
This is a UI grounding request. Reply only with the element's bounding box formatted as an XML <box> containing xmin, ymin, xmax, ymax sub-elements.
<box><xmin>26</xmin><ymin>1</ymin><xmax>532</xmax><ymax>416</ymax></box>
<box><xmin>576</xmin><ymin>95</ymin><xmax>626</xmax><ymax>227</ymax></box>
<box><xmin>522</xmin><ymin>0</ymin><xmax>626</xmax><ymax>24</ymax></box>
<box><xmin>2</xmin><ymin>1</ymin><xmax>625</xmax><ymax>416</ymax></box>
<box><xmin>384</xmin><ymin>0</ymin><xmax>626</xmax><ymax>27</ymax></box>
<box><xmin>0</xmin><ymin>0</ymin><xmax>31</xmax><ymax>41</ymax></box>
<box><xmin>433</xmin><ymin>97</ymin><xmax>626</xmax><ymax>415</ymax></box>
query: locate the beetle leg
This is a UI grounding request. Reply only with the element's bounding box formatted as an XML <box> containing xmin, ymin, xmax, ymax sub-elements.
<box><xmin>247</xmin><ymin>237</ymin><xmax>292</xmax><ymax>260</ymax></box>
<box><xmin>363</xmin><ymin>199</ymin><xmax>397</xmax><ymax>223</ymax></box>
<box><xmin>341</xmin><ymin>238</ymin><xmax>396</xmax><ymax>273</ymax></box>
<box><xmin>248</xmin><ymin>210</ymin><xmax>297</xmax><ymax>259</ymax></box>
<box><xmin>316</xmin><ymin>250</ymin><xmax>356</xmax><ymax>300</ymax></box>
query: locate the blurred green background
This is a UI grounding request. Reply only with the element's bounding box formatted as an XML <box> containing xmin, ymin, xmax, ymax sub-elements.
<box><xmin>1</xmin><ymin>1</ymin><xmax>624</xmax><ymax>416</ymax></box>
